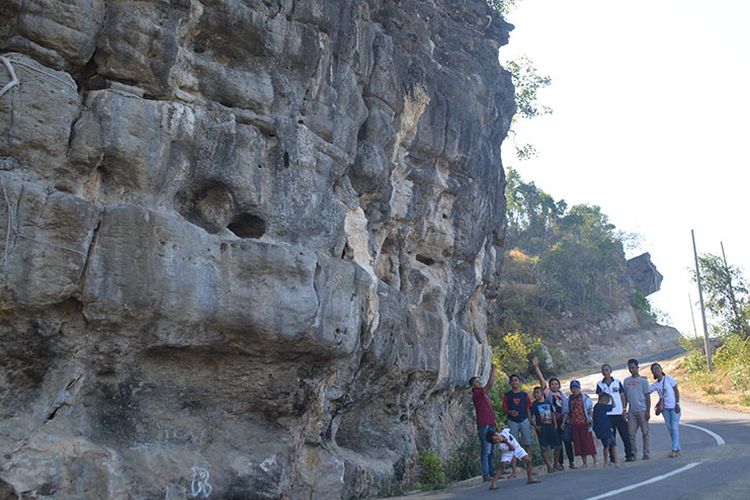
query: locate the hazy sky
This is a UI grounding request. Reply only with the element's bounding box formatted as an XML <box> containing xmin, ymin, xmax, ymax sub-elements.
<box><xmin>499</xmin><ymin>0</ymin><xmax>750</xmax><ymax>336</ymax></box>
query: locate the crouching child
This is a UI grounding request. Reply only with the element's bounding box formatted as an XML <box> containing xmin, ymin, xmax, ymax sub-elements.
<box><xmin>486</xmin><ymin>428</ymin><xmax>541</xmax><ymax>490</ymax></box>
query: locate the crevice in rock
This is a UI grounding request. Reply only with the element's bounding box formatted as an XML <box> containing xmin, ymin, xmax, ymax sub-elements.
<box><xmin>341</xmin><ymin>242</ymin><xmax>353</xmax><ymax>260</ymax></box>
<box><xmin>312</xmin><ymin>262</ymin><xmax>322</xmax><ymax>325</ymax></box>
<box><xmin>227</xmin><ymin>213</ymin><xmax>266</xmax><ymax>239</ymax></box>
<box><xmin>72</xmin><ymin>51</ymin><xmax>106</xmax><ymax>93</ymax></box>
<box><xmin>46</xmin><ymin>373</ymin><xmax>84</xmax><ymax>421</ymax></box>
<box><xmin>415</xmin><ymin>254</ymin><xmax>435</xmax><ymax>266</ymax></box>
<box><xmin>78</xmin><ymin>214</ymin><xmax>102</xmax><ymax>298</ymax></box>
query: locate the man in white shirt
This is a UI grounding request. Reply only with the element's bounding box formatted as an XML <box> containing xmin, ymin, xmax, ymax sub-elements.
<box><xmin>595</xmin><ymin>363</ymin><xmax>635</xmax><ymax>462</ymax></box>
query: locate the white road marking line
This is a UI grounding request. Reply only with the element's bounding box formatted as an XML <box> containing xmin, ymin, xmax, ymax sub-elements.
<box><xmin>681</xmin><ymin>422</ymin><xmax>726</xmax><ymax>446</ymax></box>
<box><xmin>584</xmin><ymin>462</ymin><xmax>701</xmax><ymax>500</ymax></box>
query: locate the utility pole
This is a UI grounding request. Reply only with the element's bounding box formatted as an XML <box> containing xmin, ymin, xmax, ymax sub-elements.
<box><xmin>720</xmin><ymin>242</ymin><xmax>745</xmax><ymax>336</ymax></box>
<box><xmin>692</xmin><ymin>230</ymin><xmax>714</xmax><ymax>371</ymax></box>
<box><xmin>688</xmin><ymin>293</ymin><xmax>698</xmax><ymax>339</ymax></box>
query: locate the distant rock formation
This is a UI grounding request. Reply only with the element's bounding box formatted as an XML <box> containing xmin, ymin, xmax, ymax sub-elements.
<box><xmin>625</xmin><ymin>252</ymin><xmax>664</xmax><ymax>297</ymax></box>
<box><xmin>0</xmin><ymin>0</ymin><xmax>514</xmax><ymax>497</ymax></box>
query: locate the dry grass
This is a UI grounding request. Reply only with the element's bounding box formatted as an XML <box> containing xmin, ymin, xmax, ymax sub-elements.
<box><xmin>668</xmin><ymin>356</ymin><xmax>750</xmax><ymax>414</ymax></box>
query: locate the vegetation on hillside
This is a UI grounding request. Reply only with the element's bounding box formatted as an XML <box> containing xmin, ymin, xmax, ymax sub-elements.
<box><xmin>496</xmin><ymin>168</ymin><xmax>651</xmax><ymax>340</ymax></box>
<box><xmin>693</xmin><ymin>253</ymin><xmax>750</xmax><ymax>338</ymax></box>
<box><xmin>678</xmin><ymin>255</ymin><xmax>750</xmax><ymax>410</ymax></box>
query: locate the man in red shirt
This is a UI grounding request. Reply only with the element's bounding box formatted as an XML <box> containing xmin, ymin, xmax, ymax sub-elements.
<box><xmin>470</xmin><ymin>363</ymin><xmax>497</xmax><ymax>481</ymax></box>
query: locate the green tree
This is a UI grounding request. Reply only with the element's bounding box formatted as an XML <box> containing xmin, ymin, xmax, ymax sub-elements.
<box><xmin>505</xmin><ymin>167</ymin><xmax>565</xmax><ymax>253</ymax></box>
<box><xmin>494</xmin><ymin>331</ymin><xmax>543</xmax><ymax>377</ymax></box>
<box><xmin>506</xmin><ymin>57</ymin><xmax>553</xmax><ymax>121</ymax></box>
<box><xmin>502</xmin><ymin>169</ymin><xmax>632</xmax><ymax>328</ymax></box>
<box><xmin>694</xmin><ymin>253</ymin><xmax>750</xmax><ymax>337</ymax></box>
<box><xmin>487</xmin><ymin>0</ymin><xmax>521</xmax><ymax>17</ymax></box>
<box><xmin>539</xmin><ymin>205</ymin><xmax>625</xmax><ymax>315</ymax></box>
<box><xmin>505</xmin><ymin>57</ymin><xmax>552</xmax><ymax>160</ymax></box>
<box><xmin>486</xmin><ymin>1</ymin><xmax>553</xmax><ymax>160</ymax></box>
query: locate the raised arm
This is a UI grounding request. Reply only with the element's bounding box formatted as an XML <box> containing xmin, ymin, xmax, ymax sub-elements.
<box><xmin>484</xmin><ymin>363</ymin><xmax>496</xmax><ymax>391</ymax></box>
<box><xmin>531</xmin><ymin>357</ymin><xmax>547</xmax><ymax>391</ymax></box>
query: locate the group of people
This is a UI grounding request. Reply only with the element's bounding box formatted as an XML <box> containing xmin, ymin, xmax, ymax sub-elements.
<box><xmin>470</xmin><ymin>357</ymin><xmax>682</xmax><ymax>489</ymax></box>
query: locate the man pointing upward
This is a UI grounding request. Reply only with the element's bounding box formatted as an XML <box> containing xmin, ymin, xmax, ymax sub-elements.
<box><xmin>470</xmin><ymin>363</ymin><xmax>497</xmax><ymax>482</ymax></box>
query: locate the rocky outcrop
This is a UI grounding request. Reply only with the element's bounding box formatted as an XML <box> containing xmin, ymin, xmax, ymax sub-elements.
<box><xmin>552</xmin><ymin>305</ymin><xmax>682</xmax><ymax>373</ymax></box>
<box><xmin>0</xmin><ymin>1</ymin><xmax>514</xmax><ymax>497</ymax></box>
<box><xmin>625</xmin><ymin>252</ymin><xmax>663</xmax><ymax>297</ymax></box>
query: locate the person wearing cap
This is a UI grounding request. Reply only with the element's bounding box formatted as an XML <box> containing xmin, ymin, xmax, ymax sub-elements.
<box><xmin>564</xmin><ymin>380</ymin><xmax>597</xmax><ymax>467</ymax></box>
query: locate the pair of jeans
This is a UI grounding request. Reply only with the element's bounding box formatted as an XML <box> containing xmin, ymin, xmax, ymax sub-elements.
<box><xmin>662</xmin><ymin>408</ymin><xmax>681</xmax><ymax>451</ymax></box>
<box><xmin>627</xmin><ymin>410</ymin><xmax>651</xmax><ymax>458</ymax></box>
<box><xmin>477</xmin><ymin>425</ymin><xmax>496</xmax><ymax>477</ymax></box>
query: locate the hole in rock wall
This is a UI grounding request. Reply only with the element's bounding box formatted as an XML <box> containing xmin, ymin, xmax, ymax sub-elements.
<box><xmin>227</xmin><ymin>213</ymin><xmax>266</xmax><ymax>239</ymax></box>
<box><xmin>73</xmin><ymin>52</ymin><xmax>106</xmax><ymax>92</ymax></box>
<box><xmin>341</xmin><ymin>242</ymin><xmax>353</xmax><ymax>260</ymax></box>
<box><xmin>415</xmin><ymin>254</ymin><xmax>435</xmax><ymax>266</ymax></box>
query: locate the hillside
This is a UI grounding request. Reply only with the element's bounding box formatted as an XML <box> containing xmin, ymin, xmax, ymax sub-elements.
<box><xmin>492</xmin><ymin>168</ymin><xmax>681</xmax><ymax>377</ymax></box>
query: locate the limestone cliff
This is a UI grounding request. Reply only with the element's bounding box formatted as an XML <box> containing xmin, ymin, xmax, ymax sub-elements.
<box><xmin>0</xmin><ymin>1</ymin><xmax>515</xmax><ymax>497</ymax></box>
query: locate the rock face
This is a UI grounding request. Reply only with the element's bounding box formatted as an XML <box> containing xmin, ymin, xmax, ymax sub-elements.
<box><xmin>625</xmin><ymin>252</ymin><xmax>663</xmax><ymax>297</ymax></box>
<box><xmin>0</xmin><ymin>1</ymin><xmax>515</xmax><ymax>497</ymax></box>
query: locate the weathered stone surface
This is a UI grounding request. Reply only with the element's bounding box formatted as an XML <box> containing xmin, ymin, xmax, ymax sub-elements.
<box><xmin>0</xmin><ymin>0</ymin><xmax>104</xmax><ymax>69</ymax></box>
<box><xmin>625</xmin><ymin>252</ymin><xmax>664</xmax><ymax>296</ymax></box>
<box><xmin>0</xmin><ymin>0</ymin><xmax>515</xmax><ymax>497</ymax></box>
<box><xmin>0</xmin><ymin>54</ymin><xmax>80</xmax><ymax>181</ymax></box>
<box><xmin>0</xmin><ymin>173</ymin><xmax>99</xmax><ymax>309</ymax></box>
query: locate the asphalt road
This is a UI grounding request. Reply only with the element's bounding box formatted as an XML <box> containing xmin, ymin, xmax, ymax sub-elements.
<box><xmin>399</xmin><ymin>360</ymin><xmax>750</xmax><ymax>500</ymax></box>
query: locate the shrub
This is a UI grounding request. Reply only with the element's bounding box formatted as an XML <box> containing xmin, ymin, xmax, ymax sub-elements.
<box><xmin>376</xmin><ymin>474</ymin><xmax>405</xmax><ymax>498</ymax></box>
<box><xmin>445</xmin><ymin>438</ymin><xmax>481</xmax><ymax>482</ymax></box>
<box><xmin>679</xmin><ymin>336</ymin><xmax>707</xmax><ymax>374</ymax></box>
<box><xmin>495</xmin><ymin>331</ymin><xmax>544</xmax><ymax>378</ymax></box>
<box><xmin>714</xmin><ymin>334</ymin><xmax>750</xmax><ymax>390</ymax></box>
<box><xmin>417</xmin><ymin>451</ymin><xmax>446</xmax><ymax>490</ymax></box>
<box><xmin>630</xmin><ymin>291</ymin><xmax>656</xmax><ymax>322</ymax></box>
<box><xmin>528</xmin><ymin>433</ymin><xmax>544</xmax><ymax>466</ymax></box>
